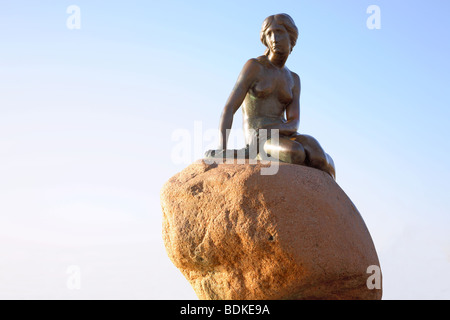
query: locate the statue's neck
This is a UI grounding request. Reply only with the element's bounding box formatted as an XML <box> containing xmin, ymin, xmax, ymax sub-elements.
<box><xmin>268</xmin><ymin>52</ymin><xmax>289</xmax><ymax>68</ymax></box>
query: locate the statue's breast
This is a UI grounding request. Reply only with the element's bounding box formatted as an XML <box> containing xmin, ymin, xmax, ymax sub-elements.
<box><xmin>276</xmin><ymin>81</ymin><xmax>294</xmax><ymax>105</ymax></box>
<box><xmin>250</xmin><ymin>75</ymin><xmax>293</xmax><ymax>105</ymax></box>
<box><xmin>251</xmin><ymin>80</ymin><xmax>275</xmax><ymax>99</ymax></box>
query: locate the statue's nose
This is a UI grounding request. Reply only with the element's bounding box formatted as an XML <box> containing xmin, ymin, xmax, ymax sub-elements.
<box><xmin>273</xmin><ymin>34</ymin><xmax>281</xmax><ymax>44</ymax></box>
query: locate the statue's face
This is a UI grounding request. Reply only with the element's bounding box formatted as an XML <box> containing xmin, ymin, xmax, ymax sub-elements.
<box><xmin>264</xmin><ymin>22</ymin><xmax>291</xmax><ymax>55</ymax></box>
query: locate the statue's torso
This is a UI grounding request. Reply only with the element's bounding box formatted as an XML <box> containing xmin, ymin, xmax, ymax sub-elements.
<box><xmin>242</xmin><ymin>56</ymin><xmax>296</xmax><ymax>144</ymax></box>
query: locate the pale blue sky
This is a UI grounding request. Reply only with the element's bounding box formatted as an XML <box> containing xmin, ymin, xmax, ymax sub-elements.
<box><xmin>0</xmin><ymin>1</ymin><xmax>449</xmax><ymax>299</ymax></box>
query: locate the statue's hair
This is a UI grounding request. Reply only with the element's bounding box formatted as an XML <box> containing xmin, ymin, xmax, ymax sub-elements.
<box><xmin>260</xmin><ymin>13</ymin><xmax>299</xmax><ymax>56</ymax></box>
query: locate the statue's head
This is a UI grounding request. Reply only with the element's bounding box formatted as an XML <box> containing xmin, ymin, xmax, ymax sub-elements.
<box><xmin>260</xmin><ymin>14</ymin><xmax>298</xmax><ymax>56</ymax></box>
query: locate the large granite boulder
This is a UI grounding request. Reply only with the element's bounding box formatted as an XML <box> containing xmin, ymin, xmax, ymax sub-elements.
<box><xmin>161</xmin><ymin>160</ymin><xmax>382</xmax><ymax>300</ymax></box>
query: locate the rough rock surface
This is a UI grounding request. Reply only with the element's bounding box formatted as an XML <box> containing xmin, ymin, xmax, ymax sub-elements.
<box><xmin>161</xmin><ymin>160</ymin><xmax>382</xmax><ymax>300</ymax></box>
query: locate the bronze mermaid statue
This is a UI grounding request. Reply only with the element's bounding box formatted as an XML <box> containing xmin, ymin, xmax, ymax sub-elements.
<box><xmin>206</xmin><ymin>14</ymin><xmax>336</xmax><ymax>179</ymax></box>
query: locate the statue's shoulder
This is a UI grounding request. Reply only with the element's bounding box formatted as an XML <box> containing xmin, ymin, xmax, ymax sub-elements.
<box><xmin>240</xmin><ymin>57</ymin><xmax>265</xmax><ymax>75</ymax></box>
<box><xmin>290</xmin><ymin>69</ymin><xmax>300</xmax><ymax>81</ymax></box>
<box><xmin>283</xmin><ymin>66</ymin><xmax>300</xmax><ymax>84</ymax></box>
<box><xmin>243</xmin><ymin>56</ymin><xmax>266</xmax><ymax>68</ymax></box>
<box><xmin>253</xmin><ymin>55</ymin><xmax>271</xmax><ymax>68</ymax></box>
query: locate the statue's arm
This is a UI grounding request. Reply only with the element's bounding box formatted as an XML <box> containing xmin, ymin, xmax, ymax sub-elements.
<box><xmin>218</xmin><ymin>59</ymin><xmax>260</xmax><ymax>149</ymax></box>
<box><xmin>283</xmin><ymin>72</ymin><xmax>301</xmax><ymax>134</ymax></box>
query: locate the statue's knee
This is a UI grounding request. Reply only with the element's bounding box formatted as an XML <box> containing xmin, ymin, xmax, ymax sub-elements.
<box><xmin>291</xmin><ymin>143</ymin><xmax>306</xmax><ymax>164</ymax></box>
<box><xmin>263</xmin><ymin>139</ymin><xmax>275</xmax><ymax>157</ymax></box>
<box><xmin>309</xmin><ymin>156</ymin><xmax>328</xmax><ymax>169</ymax></box>
<box><xmin>326</xmin><ymin>153</ymin><xmax>335</xmax><ymax>169</ymax></box>
<box><xmin>264</xmin><ymin>139</ymin><xmax>305</xmax><ymax>164</ymax></box>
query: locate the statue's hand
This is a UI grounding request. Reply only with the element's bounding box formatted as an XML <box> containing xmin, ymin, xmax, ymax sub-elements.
<box><xmin>204</xmin><ymin>149</ymin><xmax>214</xmax><ymax>158</ymax></box>
<box><xmin>205</xmin><ymin>149</ymin><xmax>225</xmax><ymax>158</ymax></box>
